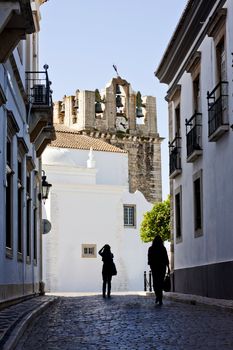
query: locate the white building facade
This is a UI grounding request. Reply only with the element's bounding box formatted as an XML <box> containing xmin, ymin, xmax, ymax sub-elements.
<box><xmin>42</xmin><ymin>125</ymin><xmax>152</xmax><ymax>292</ymax></box>
<box><xmin>156</xmin><ymin>0</ymin><xmax>233</xmax><ymax>299</ymax></box>
<box><xmin>0</xmin><ymin>0</ymin><xmax>55</xmax><ymax>303</ymax></box>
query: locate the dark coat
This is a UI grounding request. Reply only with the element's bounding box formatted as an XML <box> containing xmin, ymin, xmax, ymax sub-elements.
<box><xmin>148</xmin><ymin>245</ymin><xmax>169</xmax><ymax>273</ymax></box>
<box><xmin>99</xmin><ymin>250</ymin><xmax>114</xmax><ymax>276</ymax></box>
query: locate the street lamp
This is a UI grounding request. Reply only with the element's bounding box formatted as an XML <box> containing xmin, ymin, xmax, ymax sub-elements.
<box><xmin>38</xmin><ymin>170</ymin><xmax>52</xmax><ymax>201</ymax></box>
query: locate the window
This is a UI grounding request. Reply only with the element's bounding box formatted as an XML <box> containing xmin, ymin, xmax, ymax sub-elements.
<box><xmin>185</xmin><ymin>62</ymin><xmax>202</xmax><ymax>163</ymax></box>
<box><xmin>216</xmin><ymin>39</ymin><xmax>226</xmax><ymax>83</ymax></box>
<box><xmin>6</xmin><ymin>138</ymin><xmax>13</xmax><ymax>252</ymax></box>
<box><xmin>26</xmin><ymin>156</ymin><xmax>35</xmax><ymax>264</ymax></box>
<box><xmin>6</xmin><ymin>111</ymin><xmax>19</xmax><ymax>257</ymax></box>
<box><xmin>175</xmin><ymin>186</ymin><xmax>182</xmax><ymax>242</ymax></box>
<box><xmin>26</xmin><ymin>172</ymin><xmax>31</xmax><ymax>263</ymax></box>
<box><xmin>186</xmin><ymin>50</ymin><xmax>202</xmax><ymax>114</ymax></box>
<box><xmin>207</xmin><ymin>8</ymin><xmax>227</xmax><ymax>83</ymax></box>
<box><xmin>168</xmin><ymin>85</ymin><xmax>182</xmax><ymax>178</ymax></box>
<box><xmin>82</xmin><ymin>244</ymin><xmax>96</xmax><ymax>258</ymax></box>
<box><xmin>193</xmin><ymin>74</ymin><xmax>201</xmax><ymax>112</ymax></box>
<box><xmin>207</xmin><ymin>8</ymin><xmax>228</xmax><ymax>141</ymax></box>
<box><xmin>175</xmin><ymin>105</ymin><xmax>181</xmax><ymax>137</ymax></box>
<box><xmin>33</xmin><ymin>207</ymin><xmax>37</xmax><ymax>263</ymax></box>
<box><xmin>124</xmin><ymin>205</ymin><xmax>136</xmax><ymax>227</ymax></box>
<box><xmin>33</xmin><ymin>179</ymin><xmax>39</xmax><ymax>265</ymax></box>
<box><xmin>17</xmin><ymin>137</ymin><xmax>29</xmax><ymax>260</ymax></box>
<box><xmin>193</xmin><ymin>170</ymin><xmax>203</xmax><ymax>237</ymax></box>
<box><xmin>17</xmin><ymin>159</ymin><xmax>23</xmax><ymax>257</ymax></box>
<box><xmin>0</xmin><ymin>83</ymin><xmax>7</xmax><ymax>106</ymax></box>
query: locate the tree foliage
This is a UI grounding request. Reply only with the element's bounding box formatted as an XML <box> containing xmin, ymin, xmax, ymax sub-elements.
<box><xmin>140</xmin><ymin>197</ymin><xmax>170</xmax><ymax>243</ymax></box>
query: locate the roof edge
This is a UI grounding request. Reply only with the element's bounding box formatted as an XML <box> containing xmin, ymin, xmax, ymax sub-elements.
<box><xmin>155</xmin><ymin>0</ymin><xmax>223</xmax><ymax>85</ymax></box>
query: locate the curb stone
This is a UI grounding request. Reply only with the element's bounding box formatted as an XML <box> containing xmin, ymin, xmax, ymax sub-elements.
<box><xmin>146</xmin><ymin>291</ymin><xmax>233</xmax><ymax>312</ymax></box>
<box><xmin>0</xmin><ymin>297</ymin><xmax>58</xmax><ymax>350</ymax></box>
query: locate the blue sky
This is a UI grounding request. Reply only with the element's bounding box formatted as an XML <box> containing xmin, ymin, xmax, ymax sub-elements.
<box><xmin>40</xmin><ymin>0</ymin><xmax>187</xmax><ymax>199</ymax></box>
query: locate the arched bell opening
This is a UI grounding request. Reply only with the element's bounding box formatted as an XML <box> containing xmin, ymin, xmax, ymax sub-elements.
<box><xmin>115</xmin><ymin>84</ymin><xmax>126</xmax><ymax>116</ymax></box>
<box><xmin>136</xmin><ymin>91</ymin><xmax>145</xmax><ymax>125</ymax></box>
<box><xmin>95</xmin><ymin>89</ymin><xmax>104</xmax><ymax>117</ymax></box>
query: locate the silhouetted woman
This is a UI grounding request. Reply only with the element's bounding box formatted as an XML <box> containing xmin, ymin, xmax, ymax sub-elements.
<box><xmin>148</xmin><ymin>236</ymin><xmax>170</xmax><ymax>305</ymax></box>
<box><xmin>99</xmin><ymin>244</ymin><xmax>114</xmax><ymax>298</ymax></box>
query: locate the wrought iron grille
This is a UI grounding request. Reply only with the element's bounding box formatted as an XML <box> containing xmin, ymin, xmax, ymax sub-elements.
<box><xmin>185</xmin><ymin>112</ymin><xmax>202</xmax><ymax>158</ymax></box>
<box><xmin>207</xmin><ymin>81</ymin><xmax>228</xmax><ymax>137</ymax></box>
<box><xmin>169</xmin><ymin>135</ymin><xmax>181</xmax><ymax>175</ymax></box>
<box><xmin>26</xmin><ymin>65</ymin><xmax>52</xmax><ymax>107</ymax></box>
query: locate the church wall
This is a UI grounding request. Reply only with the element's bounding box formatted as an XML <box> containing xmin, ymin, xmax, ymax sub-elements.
<box><xmin>42</xmin><ymin>147</ymin><xmax>152</xmax><ymax>292</ymax></box>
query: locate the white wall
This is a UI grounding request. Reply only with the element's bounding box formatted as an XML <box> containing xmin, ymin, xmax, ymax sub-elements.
<box><xmin>42</xmin><ymin>147</ymin><xmax>152</xmax><ymax>292</ymax></box>
<box><xmin>42</xmin><ymin>147</ymin><xmax>128</xmax><ymax>186</ymax></box>
<box><xmin>172</xmin><ymin>0</ymin><xmax>233</xmax><ymax>270</ymax></box>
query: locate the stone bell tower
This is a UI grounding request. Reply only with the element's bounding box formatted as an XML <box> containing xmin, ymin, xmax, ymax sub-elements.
<box><xmin>53</xmin><ymin>77</ymin><xmax>163</xmax><ymax>203</ymax></box>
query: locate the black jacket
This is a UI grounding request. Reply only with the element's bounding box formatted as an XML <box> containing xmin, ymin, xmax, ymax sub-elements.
<box><xmin>148</xmin><ymin>245</ymin><xmax>169</xmax><ymax>271</ymax></box>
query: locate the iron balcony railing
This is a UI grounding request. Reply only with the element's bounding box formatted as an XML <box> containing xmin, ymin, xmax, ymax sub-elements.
<box><xmin>26</xmin><ymin>64</ymin><xmax>52</xmax><ymax>107</ymax></box>
<box><xmin>169</xmin><ymin>135</ymin><xmax>182</xmax><ymax>176</ymax></box>
<box><xmin>207</xmin><ymin>81</ymin><xmax>228</xmax><ymax>137</ymax></box>
<box><xmin>185</xmin><ymin>112</ymin><xmax>202</xmax><ymax>158</ymax></box>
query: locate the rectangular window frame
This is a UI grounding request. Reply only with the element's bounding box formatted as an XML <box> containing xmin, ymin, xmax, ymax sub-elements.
<box><xmin>6</xmin><ymin>137</ymin><xmax>14</xmax><ymax>257</ymax></box>
<box><xmin>211</xmin><ymin>12</ymin><xmax>227</xmax><ymax>85</ymax></box>
<box><xmin>33</xmin><ymin>175</ymin><xmax>39</xmax><ymax>266</ymax></box>
<box><xmin>33</xmin><ymin>207</ymin><xmax>38</xmax><ymax>264</ymax></box>
<box><xmin>17</xmin><ymin>157</ymin><xmax>23</xmax><ymax>260</ymax></box>
<box><xmin>207</xmin><ymin>10</ymin><xmax>228</xmax><ymax>142</ymax></box>
<box><xmin>123</xmin><ymin>205</ymin><xmax>136</xmax><ymax>228</ymax></box>
<box><xmin>6</xmin><ymin>111</ymin><xmax>19</xmax><ymax>259</ymax></box>
<box><xmin>175</xmin><ymin>104</ymin><xmax>181</xmax><ymax>137</ymax></box>
<box><xmin>17</xmin><ymin>137</ymin><xmax>29</xmax><ymax>261</ymax></box>
<box><xmin>81</xmin><ymin>244</ymin><xmax>97</xmax><ymax>258</ymax></box>
<box><xmin>193</xmin><ymin>73</ymin><xmax>201</xmax><ymax>113</ymax></box>
<box><xmin>207</xmin><ymin>8</ymin><xmax>227</xmax><ymax>84</ymax></box>
<box><xmin>26</xmin><ymin>171</ymin><xmax>32</xmax><ymax>263</ymax></box>
<box><xmin>193</xmin><ymin>169</ymin><xmax>203</xmax><ymax>238</ymax></box>
<box><xmin>169</xmin><ymin>86</ymin><xmax>182</xmax><ymax>179</ymax></box>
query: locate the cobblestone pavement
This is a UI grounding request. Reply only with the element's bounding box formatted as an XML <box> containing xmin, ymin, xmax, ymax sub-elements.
<box><xmin>16</xmin><ymin>294</ymin><xmax>233</xmax><ymax>350</ymax></box>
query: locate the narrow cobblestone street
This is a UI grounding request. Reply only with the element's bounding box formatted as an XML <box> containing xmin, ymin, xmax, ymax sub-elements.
<box><xmin>15</xmin><ymin>294</ymin><xmax>233</xmax><ymax>350</ymax></box>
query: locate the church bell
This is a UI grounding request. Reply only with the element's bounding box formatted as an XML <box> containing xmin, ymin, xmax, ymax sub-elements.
<box><xmin>116</xmin><ymin>84</ymin><xmax>121</xmax><ymax>95</ymax></box>
<box><xmin>136</xmin><ymin>107</ymin><xmax>143</xmax><ymax>118</ymax></box>
<box><xmin>95</xmin><ymin>101</ymin><xmax>103</xmax><ymax>113</ymax></box>
<box><xmin>116</xmin><ymin>95</ymin><xmax>123</xmax><ymax>108</ymax></box>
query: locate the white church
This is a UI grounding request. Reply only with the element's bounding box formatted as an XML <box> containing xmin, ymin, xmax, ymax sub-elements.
<box><xmin>42</xmin><ymin>124</ymin><xmax>152</xmax><ymax>292</ymax></box>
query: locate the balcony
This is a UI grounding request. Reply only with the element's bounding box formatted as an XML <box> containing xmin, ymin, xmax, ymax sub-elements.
<box><xmin>0</xmin><ymin>0</ymin><xmax>35</xmax><ymax>62</ymax></box>
<box><xmin>207</xmin><ymin>81</ymin><xmax>229</xmax><ymax>142</ymax></box>
<box><xmin>26</xmin><ymin>65</ymin><xmax>53</xmax><ymax>143</ymax></box>
<box><xmin>169</xmin><ymin>135</ymin><xmax>182</xmax><ymax>178</ymax></box>
<box><xmin>185</xmin><ymin>112</ymin><xmax>202</xmax><ymax>163</ymax></box>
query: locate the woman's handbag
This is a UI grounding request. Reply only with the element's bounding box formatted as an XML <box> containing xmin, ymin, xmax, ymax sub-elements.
<box><xmin>111</xmin><ymin>262</ymin><xmax>117</xmax><ymax>276</ymax></box>
<box><xmin>163</xmin><ymin>273</ymin><xmax>171</xmax><ymax>292</ymax></box>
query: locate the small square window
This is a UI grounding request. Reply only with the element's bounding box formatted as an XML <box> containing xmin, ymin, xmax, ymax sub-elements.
<box><xmin>124</xmin><ymin>205</ymin><xmax>136</xmax><ymax>227</ymax></box>
<box><xmin>81</xmin><ymin>244</ymin><xmax>96</xmax><ymax>258</ymax></box>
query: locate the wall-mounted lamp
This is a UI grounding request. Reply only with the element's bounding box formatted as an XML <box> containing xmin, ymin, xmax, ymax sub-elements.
<box><xmin>38</xmin><ymin>170</ymin><xmax>52</xmax><ymax>201</ymax></box>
